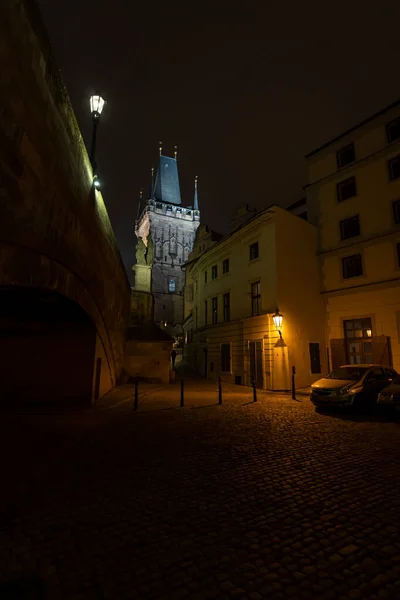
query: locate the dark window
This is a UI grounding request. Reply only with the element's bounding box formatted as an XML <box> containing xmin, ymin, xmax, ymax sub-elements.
<box><xmin>251</xmin><ymin>281</ymin><xmax>261</xmax><ymax>316</ymax></box>
<box><xmin>337</xmin><ymin>143</ymin><xmax>355</xmax><ymax>168</ymax></box>
<box><xmin>309</xmin><ymin>343</ymin><xmax>322</xmax><ymax>374</ymax></box>
<box><xmin>204</xmin><ymin>270</ymin><xmax>207</xmax><ymax>284</ymax></box>
<box><xmin>212</xmin><ymin>297</ymin><xmax>218</xmax><ymax>324</ymax></box>
<box><xmin>342</xmin><ymin>254</ymin><xmax>363</xmax><ymax>279</ymax></box>
<box><xmin>386</xmin><ymin>118</ymin><xmax>400</xmax><ymax>144</ymax></box>
<box><xmin>165</xmin><ymin>256</ymin><xmax>167</xmax><ymax>262</ymax></box>
<box><xmin>222</xmin><ymin>258</ymin><xmax>230</xmax><ymax>274</ymax></box>
<box><xmin>340</xmin><ymin>215</ymin><xmax>360</xmax><ymax>240</ymax></box>
<box><xmin>337</xmin><ymin>177</ymin><xmax>357</xmax><ymax>202</ymax></box>
<box><xmin>393</xmin><ymin>200</ymin><xmax>400</xmax><ymax>224</ymax></box>
<box><xmin>388</xmin><ymin>155</ymin><xmax>400</xmax><ymax>181</ymax></box>
<box><xmin>397</xmin><ymin>242</ymin><xmax>400</xmax><ymax>267</ymax></box>
<box><xmin>221</xmin><ymin>344</ymin><xmax>231</xmax><ymax>372</ymax></box>
<box><xmin>212</xmin><ymin>265</ymin><xmax>218</xmax><ymax>279</ymax></box>
<box><xmin>223</xmin><ymin>293</ymin><xmax>230</xmax><ymax>322</ymax></box>
<box><xmin>249</xmin><ymin>242</ymin><xmax>259</xmax><ymax>261</ymax></box>
<box><xmin>204</xmin><ymin>300</ymin><xmax>208</xmax><ymax>325</ymax></box>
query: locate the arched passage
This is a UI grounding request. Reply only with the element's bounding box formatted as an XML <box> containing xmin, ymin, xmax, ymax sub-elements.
<box><xmin>0</xmin><ymin>287</ymin><xmax>98</xmax><ymax>405</ymax></box>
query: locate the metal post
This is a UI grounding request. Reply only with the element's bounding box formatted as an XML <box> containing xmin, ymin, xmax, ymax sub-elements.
<box><xmin>133</xmin><ymin>377</ymin><xmax>139</xmax><ymax>411</ymax></box>
<box><xmin>180</xmin><ymin>378</ymin><xmax>184</xmax><ymax>407</ymax></box>
<box><xmin>291</xmin><ymin>366</ymin><xmax>296</xmax><ymax>400</ymax></box>
<box><xmin>90</xmin><ymin>117</ymin><xmax>98</xmax><ymax>170</ymax></box>
<box><xmin>218</xmin><ymin>376</ymin><xmax>222</xmax><ymax>405</ymax></box>
<box><xmin>253</xmin><ymin>376</ymin><xmax>257</xmax><ymax>402</ymax></box>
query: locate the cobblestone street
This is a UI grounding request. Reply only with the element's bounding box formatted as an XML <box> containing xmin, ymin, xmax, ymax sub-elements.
<box><xmin>0</xmin><ymin>387</ymin><xmax>399</xmax><ymax>599</ymax></box>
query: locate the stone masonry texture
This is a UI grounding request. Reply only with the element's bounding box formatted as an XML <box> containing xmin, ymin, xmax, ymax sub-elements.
<box><xmin>0</xmin><ymin>387</ymin><xmax>399</xmax><ymax>599</ymax></box>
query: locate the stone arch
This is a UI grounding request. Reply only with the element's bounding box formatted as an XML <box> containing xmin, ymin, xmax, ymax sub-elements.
<box><xmin>0</xmin><ymin>242</ymin><xmax>118</xmax><ymax>401</ymax></box>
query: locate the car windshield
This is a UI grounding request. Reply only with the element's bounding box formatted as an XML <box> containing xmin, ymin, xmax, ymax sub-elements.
<box><xmin>325</xmin><ymin>366</ymin><xmax>369</xmax><ymax>381</ymax></box>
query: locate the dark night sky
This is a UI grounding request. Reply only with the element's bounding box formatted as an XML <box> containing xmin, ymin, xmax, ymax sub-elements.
<box><xmin>38</xmin><ymin>0</ymin><xmax>400</xmax><ymax>281</ymax></box>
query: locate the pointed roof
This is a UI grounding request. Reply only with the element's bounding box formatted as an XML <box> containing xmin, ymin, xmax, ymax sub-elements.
<box><xmin>136</xmin><ymin>189</ymin><xmax>143</xmax><ymax>220</ymax></box>
<box><xmin>193</xmin><ymin>176</ymin><xmax>199</xmax><ymax>211</ymax></box>
<box><xmin>154</xmin><ymin>154</ymin><xmax>182</xmax><ymax>205</ymax></box>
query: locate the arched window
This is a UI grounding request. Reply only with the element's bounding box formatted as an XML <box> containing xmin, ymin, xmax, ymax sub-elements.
<box><xmin>168</xmin><ymin>278</ymin><xmax>176</xmax><ymax>293</ymax></box>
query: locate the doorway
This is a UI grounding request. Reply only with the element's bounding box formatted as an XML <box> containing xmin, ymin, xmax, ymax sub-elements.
<box><xmin>249</xmin><ymin>340</ymin><xmax>263</xmax><ymax>388</ymax></box>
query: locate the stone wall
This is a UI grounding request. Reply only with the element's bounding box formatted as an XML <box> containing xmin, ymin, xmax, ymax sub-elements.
<box><xmin>0</xmin><ymin>0</ymin><xmax>130</xmax><ymax>396</ymax></box>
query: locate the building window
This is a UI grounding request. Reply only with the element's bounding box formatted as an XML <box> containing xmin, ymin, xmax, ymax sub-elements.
<box><xmin>212</xmin><ymin>297</ymin><xmax>218</xmax><ymax>324</ymax></box>
<box><xmin>168</xmin><ymin>278</ymin><xmax>176</xmax><ymax>292</ymax></box>
<box><xmin>165</xmin><ymin>255</ymin><xmax>168</xmax><ymax>262</ymax></box>
<box><xmin>221</xmin><ymin>344</ymin><xmax>231</xmax><ymax>373</ymax></box>
<box><xmin>222</xmin><ymin>258</ymin><xmax>230</xmax><ymax>274</ymax></box>
<box><xmin>309</xmin><ymin>343</ymin><xmax>321</xmax><ymax>374</ymax></box>
<box><xmin>397</xmin><ymin>242</ymin><xmax>400</xmax><ymax>267</ymax></box>
<box><xmin>223</xmin><ymin>293</ymin><xmax>230</xmax><ymax>322</ymax></box>
<box><xmin>337</xmin><ymin>143</ymin><xmax>355</xmax><ymax>168</ymax></box>
<box><xmin>251</xmin><ymin>281</ymin><xmax>261</xmax><ymax>316</ymax></box>
<box><xmin>340</xmin><ymin>215</ymin><xmax>360</xmax><ymax>240</ymax></box>
<box><xmin>204</xmin><ymin>300</ymin><xmax>208</xmax><ymax>325</ymax></box>
<box><xmin>342</xmin><ymin>254</ymin><xmax>363</xmax><ymax>279</ymax></box>
<box><xmin>388</xmin><ymin>155</ymin><xmax>400</xmax><ymax>181</ymax></box>
<box><xmin>337</xmin><ymin>177</ymin><xmax>357</xmax><ymax>202</ymax></box>
<box><xmin>344</xmin><ymin>318</ymin><xmax>373</xmax><ymax>364</ymax></box>
<box><xmin>204</xmin><ymin>270</ymin><xmax>207</xmax><ymax>284</ymax></box>
<box><xmin>386</xmin><ymin>118</ymin><xmax>400</xmax><ymax>144</ymax></box>
<box><xmin>249</xmin><ymin>242</ymin><xmax>259</xmax><ymax>261</ymax></box>
<box><xmin>212</xmin><ymin>265</ymin><xmax>218</xmax><ymax>279</ymax></box>
<box><xmin>393</xmin><ymin>200</ymin><xmax>400</xmax><ymax>224</ymax></box>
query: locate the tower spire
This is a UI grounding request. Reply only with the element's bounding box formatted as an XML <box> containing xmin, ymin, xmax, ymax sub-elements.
<box><xmin>174</xmin><ymin>145</ymin><xmax>178</xmax><ymax>160</ymax></box>
<box><xmin>149</xmin><ymin>166</ymin><xmax>155</xmax><ymax>199</ymax></box>
<box><xmin>159</xmin><ymin>141</ymin><xmax>162</xmax><ymax>156</ymax></box>
<box><xmin>194</xmin><ymin>175</ymin><xmax>199</xmax><ymax>211</ymax></box>
<box><xmin>136</xmin><ymin>188</ymin><xmax>143</xmax><ymax>220</ymax></box>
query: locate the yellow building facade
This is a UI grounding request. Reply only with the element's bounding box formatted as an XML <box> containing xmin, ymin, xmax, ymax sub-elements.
<box><xmin>306</xmin><ymin>99</ymin><xmax>400</xmax><ymax>371</ymax></box>
<box><xmin>183</xmin><ymin>206</ymin><xmax>327</xmax><ymax>390</ymax></box>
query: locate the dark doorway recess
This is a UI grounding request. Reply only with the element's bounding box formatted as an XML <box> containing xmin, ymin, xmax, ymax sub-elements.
<box><xmin>0</xmin><ymin>287</ymin><xmax>96</xmax><ymax>406</ymax></box>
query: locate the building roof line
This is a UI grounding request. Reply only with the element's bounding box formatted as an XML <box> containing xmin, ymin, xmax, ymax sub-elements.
<box><xmin>305</xmin><ymin>97</ymin><xmax>400</xmax><ymax>159</ymax></box>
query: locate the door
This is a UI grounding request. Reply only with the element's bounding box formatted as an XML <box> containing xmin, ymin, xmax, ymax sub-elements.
<box><xmin>362</xmin><ymin>367</ymin><xmax>389</xmax><ymax>404</ymax></box>
<box><xmin>249</xmin><ymin>340</ymin><xmax>263</xmax><ymax>388</ymax></box>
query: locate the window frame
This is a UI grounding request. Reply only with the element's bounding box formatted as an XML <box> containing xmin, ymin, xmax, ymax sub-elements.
<box><xmin>336</xmin><ymin>143</ymin><xmax>355</xmax><ymax>169</ymax></box>
<box><xmin>249</xmin><ymin>242</ymin><xmax>259</xmax><ymax>261</ymax></box>
<box><xmin>222</xmin><ymin>258</ymin><xmax>230</xmax><ymax>274</ymax></box>
<box><xmin>220</xmin><ymin>343</ymin><xmax>231</xmax><ymax>373</ymax></box>
<box><xmin>388</xmin><ymin>155</ymin><xmax>400</xmax><ymax>181</ymax></box>
<box><xmin>342</xmin><ymin>254</ymin><xmax>363</xmax><ymax>279</ymax></box>
<box><xmin>211</xmin><ymin>296</ymin><xmax>218</xmax><ymax>325</ymax></box>
<box><xmin>211</xmin><ymin>265</ymin><xmax>218</xmax><ymax>279</ymax></box>
<box><xmin>337</xmin><ymin>176</ymin><xmax>357</xmax><ymax>202</ymax></box>
<box><xmin>223</xmin><ymin>292</ymin><xmax>230</xmax><ymax>322</ymax></box>
<box><xmin>340</xmin><ymin>214</ymin><xmax>360</xmax><ymax>241</ymax></box>
<box><xmin>386</xmin><ymin>118</ymin><xmax>400</xmax><ymax>144</ymax></box>
<box><xmin>251</xmin><ymin>281</ymin><xmax>261</xmax><ymax>316</ymax></box>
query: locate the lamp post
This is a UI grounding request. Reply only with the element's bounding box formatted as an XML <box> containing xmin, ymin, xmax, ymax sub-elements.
<box><xmin>89</xmin><ymin>92</ymin><xmax>105</xmax><ymax>175</ymax></box>
<box><xmin>272</xmin><ymin>308</ymin><xmax>283</xmax><ymax>338</ymax></box>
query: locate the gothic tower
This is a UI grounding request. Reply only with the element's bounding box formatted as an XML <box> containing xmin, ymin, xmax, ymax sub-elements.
<box><xmin>133</xmin><ymin>144</ymin><xmax>200</xmax><ymax>336</ymax></box>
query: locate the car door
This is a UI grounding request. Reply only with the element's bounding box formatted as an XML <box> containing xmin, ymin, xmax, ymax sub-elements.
<box><xmin>363</xmin><ymin>367</ymin><xmax>389</xmax><ymax>402</ymax></box>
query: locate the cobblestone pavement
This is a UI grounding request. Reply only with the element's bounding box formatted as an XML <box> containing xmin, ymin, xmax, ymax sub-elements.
<box><xmin>0</xmin><ymin>389</ymin><xmax>400</xmax><ymax>599</ymax></box>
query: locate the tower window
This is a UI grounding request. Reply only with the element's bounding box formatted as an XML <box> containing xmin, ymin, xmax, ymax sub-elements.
<box><xmin>336</xmin><ymin>143</ymin><xmax>355</xmax><ymax>168</ymax></box>
<box><xmin>165</xmin><ymin>256</ymin><xmax>168</xmax><ymax>262</ymax></box>
<box><xmin>168</xmin><ymin>278</ymin><xmax>176</xmax><ymax>293</ymax></box>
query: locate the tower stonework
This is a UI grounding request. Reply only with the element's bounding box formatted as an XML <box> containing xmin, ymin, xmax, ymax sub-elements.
<box><xmin>134</xmin><ymin>152</ymin><xmax>200</xmax><ymax>336</ymax></box>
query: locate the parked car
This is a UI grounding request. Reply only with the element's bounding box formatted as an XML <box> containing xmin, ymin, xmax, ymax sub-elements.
<box><xmin>310</xmin><ymin>365</ymin><xmax>397</xmax><ymax>409</ymax></box>
<box><xmin>377</xmin><ymin>375</ymin><xmax>400</xmax><ymax>413</ymax></box>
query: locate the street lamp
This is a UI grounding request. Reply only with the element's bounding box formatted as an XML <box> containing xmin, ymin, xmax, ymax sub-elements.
<box><xmin>89</xmin><ymin>92</ymin><xmax>105</xmax><ymax>174</ymax></box>
<box><xmin>272</xmin><ymin>308</ymin><xmax>283</xmax><ymax>338</ymax></box>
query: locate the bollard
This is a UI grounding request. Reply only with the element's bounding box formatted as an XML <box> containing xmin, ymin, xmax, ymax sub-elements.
<box><xmin>218</xmin><ymin>376</ymin><xmax>222</xmax><ymax>405</ymax></box>
<box><xmin>180</xmin><ymin>378</ymin><xmax>184</xmax><ymax>407</ymax></box>
<box><xmin>291</xmin><ymin>366</ymin><xmax>296</xmax><ymax>400</ymax></box>
<box><xmin>253</xmin><ymin>377</ymin><xmax>257</xmax><ymax>402</ymax></box>
<box><xmin>133</xmin><ymin>377</ymin><xmax>139</xmax><ymax>411</ymax></box>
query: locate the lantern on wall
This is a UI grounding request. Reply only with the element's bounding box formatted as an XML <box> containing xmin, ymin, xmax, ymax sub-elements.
<box><xmin>272</xmin><ymin>308</ymin><xmax>283</xmax><ymax>338</ymax></box>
